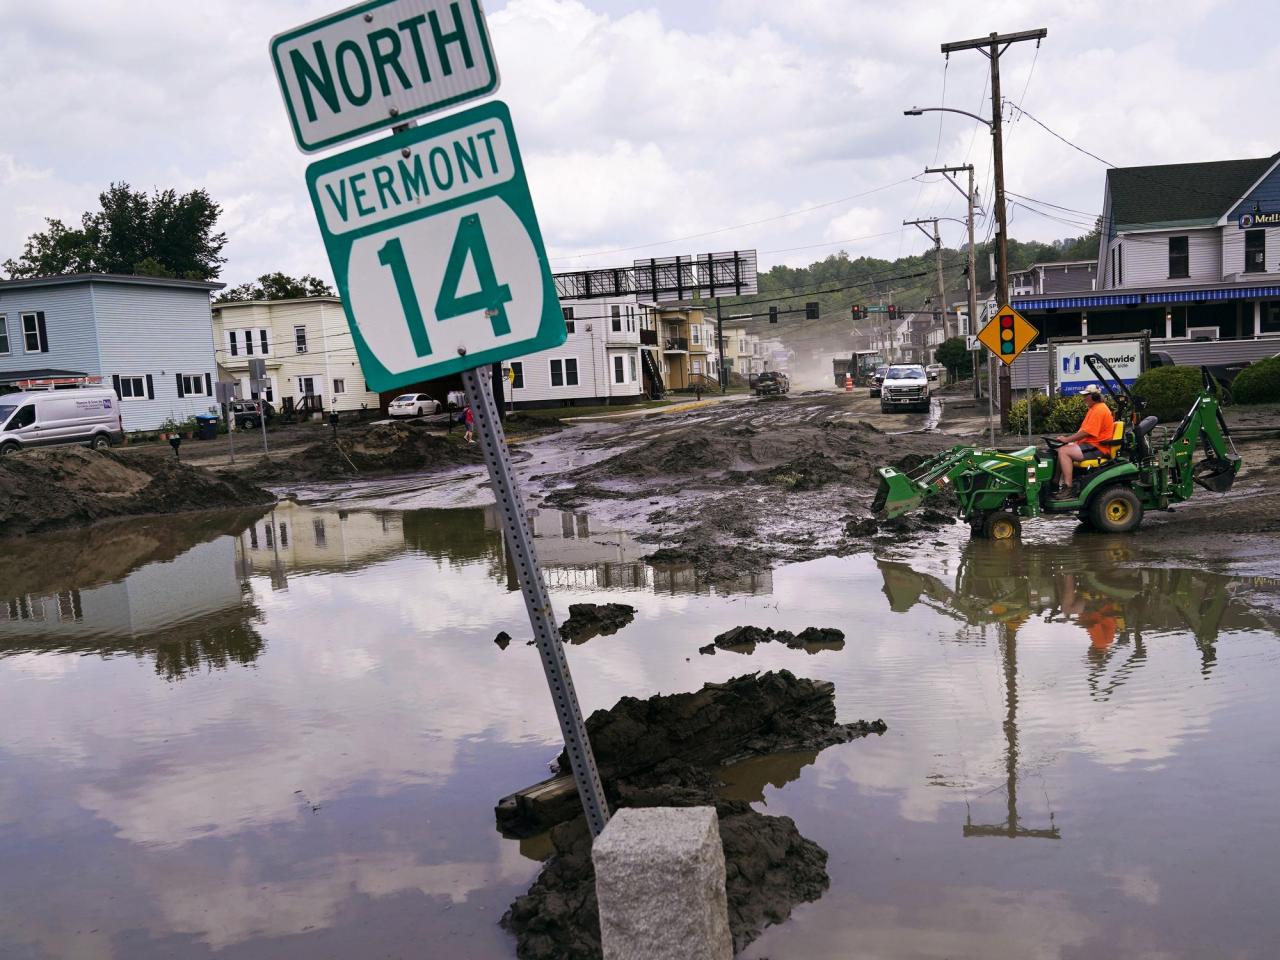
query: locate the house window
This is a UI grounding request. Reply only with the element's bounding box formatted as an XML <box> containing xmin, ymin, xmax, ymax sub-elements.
<box><xmin>0</xmin><ymin>317</ymin><xmax>8</xmax><ymax>355</ymax></box>
<box><xmin>333</xmin><ymin>378</ymin><xmax>345</xmax><ymax>394</ymax></box>
<box><xmin>562</xmin><ymin>306</ymin><xmax>575</xmax><ymax>334</ymax></box>
<box><xmin>244</xmin><ymin>329</ymin><xmax>254</xmax><ymax>355</ymax></box>
<box><xmin>510</xmin><ymin>361</ymin><xmax>524</xmax><ymax>389</ymax></box>
<box><xmin>613</xmin><ymin>355</ymin><xmax>625</xmax><ymax>383</ymax></box>
<box><xmin>228</xmin><ymin>330</ymin><xmax>239</xmax><ymax>356</ymax></box>
<box><xmin>259</xmin><ymin>330</ymin><xmax>269</xmax><ymax>355</ymax></box>
<box><xmin>550</xmin><ymin>358</ymin><xmax>579</xmax><ymax>387</ymax></box>
<box><xmin>313</xmin><ymin>518</ymin><xmax>327</xmax><ymax>547</ymax></box>
<box><xmin>1118</xmin><ymin>243</ymin><xmax>1123</xmax><ymax>285</ymax></box>
<box><xmin>1169</xmin><ymin>236</ymin><xmax>1189</xmax><ymax>278</ymax></box>
<box><xmin>692</xmin><ymin>359</ymin><xmax>703</xmax><ymax>374</ymax></box>
<box><xmin>626</xmin><ymin>306</ymin><xmax>636</xmax><ymax>332</ymax></box>
<box><xmin>180</xmin><ymin>374</ymin><xmax>207</xmax><ymax>396</ymax></box>
<box><xmin>629</xmin><ymin>355</ymin><xmax>637</xmax><ymax>382</ymax></box>
<box><xmin>295</xmin><ymin>325</ymin><xmax>308</xmax><ymax>353</ymax></box>
<box><xmin>611</xmin><ymin>305</ymin><xmax>622</xmax><ymax>332</ymax></box>
<box><xmin>691</xmin><ymin>324</ymin><xmax>700</xmax><ymax>344</ymax></box>
<box><xmin>118</xmin><ymin>376</ymin><xmax>146</xmax><ymax>398</ymax></box>
<box><xmin>1245</xmin><ymin>229</ymin><xmax>1266</xmax><ymax>273</ymax></box>
<box><xmin>279</xmin><ymin>523</ymin><xmax>289</xmax><ymax>548</ymax></box>
<box><xmin>21</xmin><ymin>313</ymin><xmax>47</xmax><ymax>353</ymax></box>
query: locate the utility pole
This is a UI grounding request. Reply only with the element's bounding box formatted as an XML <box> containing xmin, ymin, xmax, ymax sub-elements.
<box><xmin>903</xmin><ymin>218</ymin><xmax>948</xmax><ymax>344</ymax></box>
<box><xmin>940</xmin><ymin>28</ymin><xmax>1046</xmax><ymax>428</ymax></box>
<box><xmin>926</xmin><ymin>164</ymin><xmax>980</xmax><ymax>400</ymax></box>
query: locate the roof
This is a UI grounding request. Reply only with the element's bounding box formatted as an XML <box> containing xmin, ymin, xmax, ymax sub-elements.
<box><xmin>0</xmin><ymin>368</ymin><xmax>90</xmax><ymax>385</ymax></box>
<box><xmin>0</xmin><ymin>273</ymin><xmax>224</xmax><ymax>292</ymax></box>
<box><xmin>1029</xmin><ymin>260</ymin><xmax>1097</xmax><ymax>271</ymax></box>
<box><xmin>1107</xmin><ymin>154</ymin><xmax>1278</xmax><ymax>230</ymax></box>
<box><xmin>212</xmin><ymin>296</ymin><xmax>342</xmax><ymax>310</ymax></box>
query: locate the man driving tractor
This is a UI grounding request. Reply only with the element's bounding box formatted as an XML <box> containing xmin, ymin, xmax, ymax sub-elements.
<box><xmin>1052</xmin><ymin>383</ymin><xmax>1115</xmax><ymax>499</ymax></box>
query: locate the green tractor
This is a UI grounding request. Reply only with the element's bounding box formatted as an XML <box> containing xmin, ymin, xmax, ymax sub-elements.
<box><xmin>872</xmin><ymin>355</ymin><xmax>1240</xmax><ymax>540</ymax></box>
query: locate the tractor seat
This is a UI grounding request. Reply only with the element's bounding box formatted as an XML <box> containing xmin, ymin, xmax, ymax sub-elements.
<box><xmin>1077</xmin><ymin>422</ymin><xmax>1124</xmax><ymax>470</ymax></box>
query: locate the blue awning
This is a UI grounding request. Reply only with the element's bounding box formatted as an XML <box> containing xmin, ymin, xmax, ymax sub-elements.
<box><xmin>1145</xmin><ymin>285</ymin><xmax>1280</xmax><ymax>304</ymax></box>
<box><xmin>1013</xmin><ymin>293</ymin><xmax>1142</xmax><ymax>310</ymax></box>
<box><xmin>1014</xmin><ymin>285</ymin><xmax>1280</xmax><ymax>311</ymax></box>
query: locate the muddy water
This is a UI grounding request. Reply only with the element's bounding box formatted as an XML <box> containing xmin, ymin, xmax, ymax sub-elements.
<box><xmin>2</xmin><ymin>503</ymin><xmax>1279</xmax><ymax>959</ymax></box>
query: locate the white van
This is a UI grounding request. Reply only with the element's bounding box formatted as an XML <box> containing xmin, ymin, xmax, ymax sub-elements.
<box><xmin>0</xmin><ymin>388</ymin><xmax>125</xmax><ymax>455</ymax></box>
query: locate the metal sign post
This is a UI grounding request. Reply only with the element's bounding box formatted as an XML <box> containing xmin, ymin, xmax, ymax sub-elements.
<box><xmin>462</xmin><ymin>365</ymin><xmax>610</xmax><ymax>837</ymax></box>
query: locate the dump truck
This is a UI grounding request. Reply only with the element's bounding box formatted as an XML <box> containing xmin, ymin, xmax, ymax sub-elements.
<box><xmin>873</xmin><ymin>355</ymin><xmax>1240</xmax><ymax>539</ymax></box>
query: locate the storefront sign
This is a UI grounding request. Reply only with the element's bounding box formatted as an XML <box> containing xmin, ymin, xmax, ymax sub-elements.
<box><xmin>1053</xmin><ymin>339</ymin><xmax>1145</xmax><ymax>396</ymax></box>
<box><xmin>1239</xmin><ymin>211</ymin><xmax>1280</xmax><ymax>228</ymax></box>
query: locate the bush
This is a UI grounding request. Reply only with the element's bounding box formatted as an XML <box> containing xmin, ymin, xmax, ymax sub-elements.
<box><xmin>1008</xmin><ymin>393</ymin><xmax>1119</xmax><ymax>435</ymax></box>
<box><xmin>1133</xmin><ymin>366</ymin><xmax>1204</xmax><ymax>421</ymax></box>
<box><xmin>1232</xmin><ymin>356</ymin><xmax>1280</xmax><ymax>404</ymax></box>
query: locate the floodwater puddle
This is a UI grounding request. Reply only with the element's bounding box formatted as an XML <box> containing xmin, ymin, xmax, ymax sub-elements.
<box><xmin>2</xmin><ymin>501</ymin><xmax>1279</xmax><ymax>958</ymax></box>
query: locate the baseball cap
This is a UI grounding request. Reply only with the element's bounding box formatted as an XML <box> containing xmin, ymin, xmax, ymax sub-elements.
<box><xmin>1080</xmin><ymin>384</ymin><xmax>1103</xmax><ymax>396</ymax></box>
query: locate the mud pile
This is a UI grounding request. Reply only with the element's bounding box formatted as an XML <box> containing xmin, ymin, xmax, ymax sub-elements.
<box><xmin>700</xmin><ymin>624</ymin><xmax>846</xmax><ymax>655</ymax></box>
<box><xmin>241</xmin><ymin>421</ymin><xmax>483</xmax><ymax>483</ymax></box>
<box><xmin>500</xmin><ymin>671</ymin><xmax>885</xmax><ymax>959</ymax></box>
<box><xmin>558</xmin><ymin>603</ymin><xmax>636</xmax><ymax>643</ymax></box>
<box><xmin>0</xmin><ymin>448</ymin><xmax>273</xmax><ymax>538</ymax></box>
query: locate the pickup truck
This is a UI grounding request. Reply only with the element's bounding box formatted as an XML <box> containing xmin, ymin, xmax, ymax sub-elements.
<box><xmin>754</xmin><ymin>371</ymin><xmax>790</xmax><ymax>396</ymax></box>
<box><xmin>879</xmin><ymin>364</ymin><xmax>931</xmax><ymax>413</ymax></box>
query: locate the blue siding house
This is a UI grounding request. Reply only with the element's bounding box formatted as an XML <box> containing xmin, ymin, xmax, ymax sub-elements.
<box><xmin>0</xmin><ymin>274</ymin><xmax>223</xmax><ymax>431</ymax></box>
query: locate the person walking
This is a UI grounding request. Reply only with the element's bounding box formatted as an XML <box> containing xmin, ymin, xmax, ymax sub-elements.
<box><xmin>463</xmin><ymin>406</ymin><xmax>476</xmax><ymax>444</ymax></box>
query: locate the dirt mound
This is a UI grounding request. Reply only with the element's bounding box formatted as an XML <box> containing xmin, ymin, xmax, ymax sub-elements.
<box><xmin>701</xmin><ymin>625</ymin><xmax>846</xmax><ymax>655</ymax></box>
<box><xmin>559</xmin><ymin>603</ymin><xmax>636</xmax><ymax>643</ymax></box>
<box><xmin>241</xmin><ymin>421</ymin><xmax>483</xmax><ymax>482</ymax></box>
<box><xmin>0</xmin><ymin>447</ymin><xmax>273</xmax><ymax>539</ymax></box>
<box><xmin>502</xmin><ymin>773</ymin><xmax>829</xmax><ymax>960</ymax></box>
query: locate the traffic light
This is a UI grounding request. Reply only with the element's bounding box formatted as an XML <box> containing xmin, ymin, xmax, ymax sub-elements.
<box><xmin>768</xmin><ymin>306</ymin><xmax>778</xmax><ymax>324</ymax></box>
<box><xmin>999</xmin><ymin>311</ymin><xmax>1015</xmax><ymax>356</ymax></box>
<box><xmin>851</xmin><ymin>304</ymin><xmax>864</xmax><ymax>321</ymax></box>
<box><xmin>805</xmin><ymin>302</ymin><xmax>820</xmax><ymax>320</ymax></box>
<box><xmin>887</xmin><ymin>304</ymin><xmax>898</xmax><ymax>321</ymax></box>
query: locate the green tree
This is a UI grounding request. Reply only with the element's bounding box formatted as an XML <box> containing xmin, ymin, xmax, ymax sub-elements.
<box><xmin>215</xmin><ymin>272</ymin><xmax>336</xmax><ymax>303</ymax></box>
<box><xmin>935</xmin><ymin>336</ymin><xmax>973</xmax><ymax>380</ymax></box>
<box><xmin>3</xmin><ymin>182</ymin><xmax>227</xmax><ymax>280</ymax></box>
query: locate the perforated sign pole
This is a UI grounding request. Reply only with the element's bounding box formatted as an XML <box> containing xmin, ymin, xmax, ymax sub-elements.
<box><xmin>461</xmin><ymin>365</ymin><xmax>611</xmax><ymax>837</ymax></box>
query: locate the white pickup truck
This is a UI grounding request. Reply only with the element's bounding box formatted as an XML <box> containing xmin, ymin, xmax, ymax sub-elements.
<box><xmin>879</xmin><ymin>364</ymin><xmax>932</xmax><ymax>413</ymax></box>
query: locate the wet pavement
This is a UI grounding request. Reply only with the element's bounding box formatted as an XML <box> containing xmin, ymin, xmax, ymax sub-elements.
<box><xmin>2</xmin><ymin>500</ymin><xmax>1280</xmax><ymax>958</ymax></box>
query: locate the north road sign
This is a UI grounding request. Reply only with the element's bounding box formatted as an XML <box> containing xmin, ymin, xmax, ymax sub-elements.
<box><xmin>271</xmin><ymin>0</ymin><xmax>500</xmax><ymax>153</ymax></box>
<box><xmin>306</xmin><ymin>100</ymin><xmax>565</xmax><ymax>391</ymax></box>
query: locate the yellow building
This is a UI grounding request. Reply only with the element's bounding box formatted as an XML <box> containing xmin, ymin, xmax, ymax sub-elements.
<box><xmin>656</xmin><ymin>305</ymin><xmax>718</xmax><ymax>390</ymax></box>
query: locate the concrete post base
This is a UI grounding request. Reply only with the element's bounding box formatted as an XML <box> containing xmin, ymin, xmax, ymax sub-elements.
<box><xmin>591</xmin><ymin>806</ymin><xmax>732</xmax><ymax>960</ymax></box>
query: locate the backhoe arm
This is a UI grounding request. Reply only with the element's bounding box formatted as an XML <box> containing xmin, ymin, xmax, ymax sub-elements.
<box><xmin>1168</xmin><ymin>372</ymin><xmax>1240</xmax><ymax>497</ymax></box>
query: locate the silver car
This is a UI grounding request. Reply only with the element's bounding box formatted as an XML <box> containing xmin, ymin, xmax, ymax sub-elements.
<box><xmin>0</xmin><ymin>388</ymin><xmax>125</xmax><ymax>455</ymax></box>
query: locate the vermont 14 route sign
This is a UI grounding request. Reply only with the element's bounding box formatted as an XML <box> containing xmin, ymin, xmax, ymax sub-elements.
<box><xmin>306</xmin><ymin>99</ymin><xmax>566</xmax><ymax>391</ymax></box>
<box><xmin>271</xmin><ymin>0</ymin><xmax>500</xmax><ymax>153</ymax></box>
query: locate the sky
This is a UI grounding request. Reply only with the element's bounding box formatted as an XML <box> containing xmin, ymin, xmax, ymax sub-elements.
<box><xmin>0</xmin><ymin>0</ymin><xmax>1274</xmax><ymax>288</ymax></box>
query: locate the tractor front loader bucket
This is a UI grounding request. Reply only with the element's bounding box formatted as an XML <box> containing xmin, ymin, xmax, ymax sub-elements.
<box><xmin>873</xmin><ymin>467</ymin><xmax>926</xmax><ymax>519</ymax></box>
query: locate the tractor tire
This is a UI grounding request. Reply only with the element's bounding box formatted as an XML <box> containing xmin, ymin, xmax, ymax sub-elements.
<box><xmin>982</xmin><ymin>510</ymin><xmax>1022</xmax><ymax>542</ymax></box>
<box><xmin>1089</xmin><ymin>486</ymin><xmax>1143</xmax><ymax>534</ymax></box>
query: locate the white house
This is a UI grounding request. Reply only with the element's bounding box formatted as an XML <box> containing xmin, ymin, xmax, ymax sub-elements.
<box><xmin>0</xmin><ymin>273</ymin><xmax>222</xmax><ymax>431</ymax></box>
<box><xmin>504</xmin><ymin>295</ymin><xmax>646</xmax><ymax>407</ymax></box>
<box><xmin>210</xmin><ymin>297</ymin><xmax>380</xmax><ymax>414</ymax></box>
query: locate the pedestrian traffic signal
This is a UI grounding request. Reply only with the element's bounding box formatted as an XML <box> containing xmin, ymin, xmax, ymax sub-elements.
<box><xmin>768</xmin><ymin>306</ymin><xmax>778</xmax><ymax>324</ymax></box>
<box><xmin>805</xmin><ymin>302</ymin><xmax>820</xmax><ymax>320</ymax></box>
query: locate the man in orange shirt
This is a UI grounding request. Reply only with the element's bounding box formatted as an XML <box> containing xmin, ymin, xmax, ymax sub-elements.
<box><xmin>1052</xmin><ymin>384</ymin><xmax>1115</xmax><ymax>499</ymax></box>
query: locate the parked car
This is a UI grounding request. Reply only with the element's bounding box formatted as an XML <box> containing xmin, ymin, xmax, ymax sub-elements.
<box><xmin>869</xmin><ymin>365</ymin><xmax>889</xmax><ymax>398</ymax></box>
<box><xmin>754</xmin><ymin>371</ymin><xmax>790</xmax><ymax>396</ymax></box>
<box><xmin>389</xmin><ymin>393</ymin><xmax>442</xmax><ymax>417</ymax></box>
<box><xmin>925</xmin><ymin>363</ymin><xmax>946</xmax><ymax>383</ymax></box>
<box><xmin>0</xmin><ymin>387</ymin><xmax>124</xmax><ymax>455</ymax></box>
<box><xmin>879</xmin><ymin>364</ymin><xmax>931</xmax><ymax>413</ymax></box>
<box><xmin>230</xmin><ymin>399</ymin><xmax>275</xmax><ymax>430</ymax></box>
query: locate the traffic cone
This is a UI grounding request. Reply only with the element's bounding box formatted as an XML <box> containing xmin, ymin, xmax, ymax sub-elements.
<box><xmin>844</xmin><ymin>372</ymin><xmax>853</xmax><ymax>392</ymax></box>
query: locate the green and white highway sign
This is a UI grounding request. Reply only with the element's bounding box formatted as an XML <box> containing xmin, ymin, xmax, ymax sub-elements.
<box><xmin>306</xmin><ymin>99</ymin><xmax>566</xmax><ymax>391</ymax></box>
<box><xmin>271</xmin><ymin>0</ymin><xmax>500</xmax><ymax>154</ymax></box>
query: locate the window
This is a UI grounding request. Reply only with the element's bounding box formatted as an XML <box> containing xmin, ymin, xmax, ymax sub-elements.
<box><xmin>118</xmin><ymin>376</ymin><xmax>145</xmax><ymax>398</ymax></box>
<box><xmin>244</xmin><ymin>329</ymin><xmax>254</xmax><ymax>355</ymax></box>
<box><xmin>611</xmin><ymin>305</ymin><xmax>622</xmax><ymax>332</ymax></box>
<box><xmin>1169</xmin><ymin>236</ymin><xmax>1189</xmax><ymax>278</ymax></box>
<box><xmin>691</xmin><ymin>324</ymin><xmax>700</xmax><ymax>344</ymax></box>
<box><xmin>0</xmin><ymin>317</ymin><xmax>8</xmax><ymax>355</ymax></box>
<box><xmin>295</xmin><ymin>325</ymin><xmax>308</xmax><ymax>353</ymax></box>
<box><xmin>333</xmin><ymin>378</ymin><xmax>345</xmax><ymax>394</ymax></box>
<box><xmin>278</xmin><ymin>523</ymin><xmax>289</xmax><ymax>548</ymax></box>
<box><xmin>510</xmin><ymin>361</ymin><xmax>524</xmax><ymax>389</ymax></box>
<box><xmin>550</xmin><ymin>358</ymin><xmax>579</xmax><ymax>387</ymax></box>
<box><xmin>627</xmin><ymin>306</ymin><xmax>636</xmax><ymax>333</ymax></box>
<box><xmin>1118</xmin><ymin>243</ymin><xmax>1123</xmax><ymax>285</ymax></box>
<box><xmin>562</xmin><ymin>306</ymin><xmax>575</xmax><ymax>334</ymax></box>
<box><xmin>22</xmin><ymin>313</ymin><xmax>47</xmax><ymax>353</ymax></box>
<box><xmin>692</xmin><ymin>359</ymin><xmax>703</xmax><ymax>375</ymax></box>
<box><xmin>9</xmin><ymin>405</ymin><xmax>35</xmax><ymax>429</ymax></box>
<box><xmin>313</xmin><ymin>518</ymin><xmax>327</xmax><ymax>547</ymax></box>
<box><xmin>300</xmin><ymin>376</ymin><xmax>316</xmax><ymax>395</ymax></box>
<box><xmin>629</xmin><ymin>355</ymin><xmax>637</xmax><ymax>382</ymax></box>
<box><xmin>259</xmin><ymin>330</ymin><xmax>269</xmax><ymax>355</ymax></box>
<box><xmin>1245</xmin><ymin>229</ymin><xmax>1266</xmax><ymax>273</ymax></box>
<box><xmin>180</xmin><ymin>374</ymin><xmax>207</xmax><ymax>396</ymax></box>
<box><xmin>228</xmin><ymin>330</ymin><xmax>239</xmax><ymax>357</ymax></box>
<box><xmin>613</xmin><ymin>355</ymin><xmax>625</xmax><ymax>383</ymax></box>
